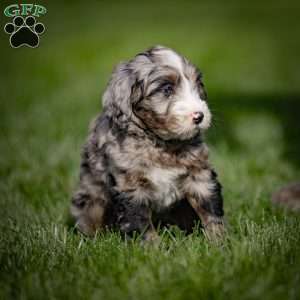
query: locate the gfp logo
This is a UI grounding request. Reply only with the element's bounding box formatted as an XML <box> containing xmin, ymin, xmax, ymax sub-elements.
<box><xmin>3</xmin><ymin>4</ymin><xmax>47</xmax><ymax>48</ymax></box>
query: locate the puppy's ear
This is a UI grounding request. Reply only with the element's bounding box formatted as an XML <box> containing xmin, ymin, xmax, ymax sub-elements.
<box><xmin>131</xmin><ymin>79</ymin><xmax>144</xmax><ymax>107</ymax></box>
<box><xmin>102</xmin><ymin>63</ymin><xmax>143</xmax><ymax>118</ymax></box>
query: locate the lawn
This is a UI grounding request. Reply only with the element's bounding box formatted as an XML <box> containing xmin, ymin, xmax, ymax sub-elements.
<box><xmin>1</xmin><ymin>1</ymin><xmax>300</xmax><ymax>299</ymax></box>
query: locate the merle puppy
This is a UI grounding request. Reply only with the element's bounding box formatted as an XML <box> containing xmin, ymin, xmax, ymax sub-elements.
<box><xmin>71</xmin><ymin>46</ymin><xmax>224</xmax><ymax>242</ymax></box>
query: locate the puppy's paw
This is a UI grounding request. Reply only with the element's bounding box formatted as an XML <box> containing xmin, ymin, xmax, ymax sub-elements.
<box><xmin>203</xmin><ymin>219</ymin><xmax>226</xmax><ymax>244</ymax></box>
<box><xmin>141</xmin><ymin>230</ymin><xmax>161</xmax><ymax>248</ymax></box>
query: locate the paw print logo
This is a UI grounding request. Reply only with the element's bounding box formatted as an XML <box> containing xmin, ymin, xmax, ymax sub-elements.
<box><xmin>4</xmin><ymin>16</ymin><xmax>45</xmax><ymax>48</ymax></box>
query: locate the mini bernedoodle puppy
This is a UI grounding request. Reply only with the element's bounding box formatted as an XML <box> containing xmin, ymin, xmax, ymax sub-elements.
<box><xmin>71</xmin><ymin>46</ymin><xmax>224</xmax><ymax>242</ymax></box>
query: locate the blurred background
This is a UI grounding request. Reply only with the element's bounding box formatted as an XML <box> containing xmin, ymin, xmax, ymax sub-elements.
<box><xmin>1</xmin><ymin>0</ymin><xmax>300</xmax><ymax>299</ymax></box>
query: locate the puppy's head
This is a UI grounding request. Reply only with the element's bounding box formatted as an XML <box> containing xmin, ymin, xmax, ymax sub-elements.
<box><xmin>103</xmin><ymin>46</ymin><xmax>211</xmax><ymax>141</ymax></box>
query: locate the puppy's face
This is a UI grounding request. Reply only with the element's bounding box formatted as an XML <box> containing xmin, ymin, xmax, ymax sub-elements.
<box><xmin>103</xmin><ymin>46</ymin><xmax>211</xmax><ymax>141</ymax></box>
<box><xmin>132</xmin><ymin>47</ymin><xmax>211</xmax><ymax>141</ymax></box>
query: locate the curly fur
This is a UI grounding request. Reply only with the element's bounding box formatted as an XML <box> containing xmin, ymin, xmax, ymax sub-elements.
<box><xmin>71</xmin><ymin>46</ymin><xmax>224</xmax><ymax>240</ymax></box>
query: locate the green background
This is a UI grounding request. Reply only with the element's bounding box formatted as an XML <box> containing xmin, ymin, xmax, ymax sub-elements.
<box><xmin>1</xmin><ymin>1</ymin><xmax>300</xmax><ymax>299</ymax></box>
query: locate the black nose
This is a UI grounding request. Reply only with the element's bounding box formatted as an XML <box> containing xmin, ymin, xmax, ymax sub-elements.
<box><xmin>192</xmin><ymin>112</ymin><xmax>204</xmax><ymax>124</ymax></box>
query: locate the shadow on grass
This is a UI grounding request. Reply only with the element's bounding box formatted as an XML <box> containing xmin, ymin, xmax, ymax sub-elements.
<box><xmin>208</xmin><ymin>93</ymin><xmax>300</xmax><ymax>169</ymax></box>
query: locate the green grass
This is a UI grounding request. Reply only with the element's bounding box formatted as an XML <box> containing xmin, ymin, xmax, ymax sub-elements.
<box><xmin>1</xmin><ymin>1</ymin><xmax>300</xmax><ymax>299</ymax></box>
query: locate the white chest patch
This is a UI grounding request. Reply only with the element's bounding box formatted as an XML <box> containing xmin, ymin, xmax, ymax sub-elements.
<box><xmin>147</xmin><ymin>166</ymin><xmax>184</xmax><ymax>209</ymax></box>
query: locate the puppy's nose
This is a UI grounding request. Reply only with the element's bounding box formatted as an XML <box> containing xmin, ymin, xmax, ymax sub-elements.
<box><xmin>192</xmin><ymin>111</ymin><xmax>204</xmax><ymax>124</ymax></box>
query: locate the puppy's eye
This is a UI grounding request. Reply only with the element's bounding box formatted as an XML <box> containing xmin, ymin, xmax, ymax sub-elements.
<box><xmin>160</xmin><ymin>83</ymin><xmax>174</xmax><ymax>97</ymax></box>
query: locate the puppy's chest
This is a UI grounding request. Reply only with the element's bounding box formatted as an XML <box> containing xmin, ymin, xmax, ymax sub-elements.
<box><xmin>146</xmin><ymin>166</ymin><xmax>186</xmax><ymax>208</ymax></box>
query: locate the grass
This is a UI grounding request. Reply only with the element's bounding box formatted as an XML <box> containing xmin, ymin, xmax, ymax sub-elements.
<box><xmin>1</xmin><ymin>1</ymin><xmax>300</xmax><ymax>299</ymax></box>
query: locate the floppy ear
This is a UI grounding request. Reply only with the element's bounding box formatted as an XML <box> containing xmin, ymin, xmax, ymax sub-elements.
<box><xmin>102</xmin><ymin>62</ymin><xmax>143</xmax><ymax>118</ymax></box>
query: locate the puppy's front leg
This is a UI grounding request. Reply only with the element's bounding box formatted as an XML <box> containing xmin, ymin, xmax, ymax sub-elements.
<box><xmin>114</xmin><ymin>194</ymin><xmax>159</xmax><ymax>243</ymax></box>
<box><xmin>185</xmin><ymin>172</ymin><xmax>225</xmax><ymax>240</ymax></box>
<box><xmin>188</xmin><ymin>197</ymin><xmax>224</xmax><ymax>241</ymax></box>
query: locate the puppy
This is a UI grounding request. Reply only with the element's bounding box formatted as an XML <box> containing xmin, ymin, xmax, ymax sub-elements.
<box><xmin>71</xmin><ymin>46</ymin><xmax>224</xmax><ymax>241</ymax></box>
